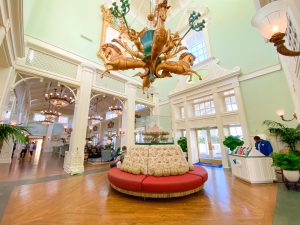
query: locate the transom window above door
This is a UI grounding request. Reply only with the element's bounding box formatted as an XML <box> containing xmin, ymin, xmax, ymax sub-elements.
<box><xmin>193</xmin><ymin>96</ymin><xmax>215</xmax><ymax>116</ymax></box>
<box><xmin>223</xmin><ymin>90</ymin><xmax>238</xmax><ymax>112</ymax></box>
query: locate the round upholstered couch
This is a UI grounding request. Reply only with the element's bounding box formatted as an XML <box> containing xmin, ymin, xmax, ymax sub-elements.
<box><xmin>107</xmin><ymin>145</ymin><xmax>208</xmax><ymax>198</ymax></box>
<box><xmin>108</xmin><ymin>165</ymin><xmax>208</xmax><ymax>198</ymax></box>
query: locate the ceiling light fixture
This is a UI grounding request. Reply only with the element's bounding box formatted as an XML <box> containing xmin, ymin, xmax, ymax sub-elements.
<box><xmin>89</xmin><ymin>98</ymin><xmax>104</xmax><ymax>122</ymax></box>
<box><xmin>41</xmin><ymin>103</ymin><xmax>62</xmax><ymax>119</ymax></box>
<box><xmin>98</xmin><ymin>0</ymin><xmax>207</xmax><ymax>91</ymax></box>
<box><xmin>109</xmin><ymin>99</ymin><xmax>123</xmax><ymax>115</ymax></box>
<box><xmin>45</xmin><ymin>85</ymin><xmax>75</xmax><ymax>108</ymax></box>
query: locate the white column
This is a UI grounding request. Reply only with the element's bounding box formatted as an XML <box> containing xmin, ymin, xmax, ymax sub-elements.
<box><xmin>234</xmin><ymin>84</ymin><xmax>250</xmax><ymax>145</ymax></box>
<box><xmin>0</xmin><ymin>67</ymin><xmax>16</xmax><ymax>118</ymax></box>
<box><xmin>213</xmin><ymin>91</ymin><xmax>229</xmax><ymax>168</ymax></box>
<box><xmin>184</xmin><ymin>98</ymin><xmax>199</xmax><ymax>163</ymax></box>
<box><xmin>0</xmin><ymin>26</ymin><xmax>6</xmax><ymax>47</ymax></box>
<box><xmin>44</xmin><ymin>124</ymin><xmax>54</xmax><ymax>152</ymax></box>
<box><xmin>64</xmin><ymin>64</ymin><xmax>95</xmax><ymax>175</ymax></box>
<box><xmin>0</xmin><ymin>141</ymin><xmax>13</xmax><ymax>163</ymax></box>
<box><xmin>121</xmin><ymin>82</ymin><xmax>137</xmax><ymax>147</ymax></box>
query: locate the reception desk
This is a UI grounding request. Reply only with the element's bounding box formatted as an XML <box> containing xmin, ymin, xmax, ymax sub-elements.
<box><xmin>229</xmin><ymin>154</ymin><xmax>276</xmax><ymax>183</ymax></box>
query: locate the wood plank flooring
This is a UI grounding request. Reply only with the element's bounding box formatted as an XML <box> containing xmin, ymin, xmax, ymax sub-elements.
<box><xmin>0</xmin><ymin>154</ymin><xmax>277</xmax><ymax>225</ymax></box>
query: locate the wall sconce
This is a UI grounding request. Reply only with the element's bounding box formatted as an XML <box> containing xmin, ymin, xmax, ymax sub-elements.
<box><xmin>252</xmin><ymin>1</ymin><xmax>300</xmax><ymax>57</ymax></box>
<box><xmin>276</xmin><ymin>109</ymin><xmax>297</xmax><ymax>122</ymax></box>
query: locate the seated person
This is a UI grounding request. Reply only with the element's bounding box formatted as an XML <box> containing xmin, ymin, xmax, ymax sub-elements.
<box><xmin>88</xmin><ymin>148</ymin><xmax>101</xmax><ymax>158</ymax></box>
<box><xmin>110</xmin><ymin>146</ymin><xmax>127</xmax><ymax>168</ymax></box>
<box><xmin>254</xmin><ymin>136</ymin><xmax>273</xmax><ymax>156</ymax></box>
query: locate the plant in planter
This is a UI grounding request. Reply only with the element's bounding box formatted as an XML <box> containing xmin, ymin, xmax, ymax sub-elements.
<box><xmin>0</xmin><ymin>123</ymin><xmax>30</xmax><ymax>152</ymax></box>
<box><xmin>223</xmin><ymin>135</ymin><xmax>244</xmax><ymax>152</ymax></box>
<box><xmin>271</xmin><ymin>151</ymin><xmax>300</xmax><ymax>182</ymax></box>
<box><xmin>263</xmin><ymin>120</ymin><xmax>300</xmax><ymax>152</ymax></box>
<box><xmin>177</xmin><ymin>137</ymin><xmax>187</xmax><ymax>157</ymax></box>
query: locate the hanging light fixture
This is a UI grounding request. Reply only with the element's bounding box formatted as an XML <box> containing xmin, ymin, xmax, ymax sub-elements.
<box><xmin>98</xmin><ymin>0</ymin><xmax>207</xmax><ymax>91</ymax></box>
<box><xmin>109</xmin><ymin>99</ymin><xmax>122</xmax><ymax>115</ymax></box>
<box><xmin>40</xmin><ymin>116</ymin><xmax>55</xmax><ymax>125</ymax></box>
<box><xmin>45</xmin><ymin>85</ymin><xmax>75</xmax><ymax>108</ymax></box>
<box><xmin>88</xmin><ymin>98</ymin><xmax>103</xmax><ymax>122</ymax></box>
<box><xmin>41</xmin><ymin>103</ymin><xmax>62</xmax><ymax>119</ymax></box>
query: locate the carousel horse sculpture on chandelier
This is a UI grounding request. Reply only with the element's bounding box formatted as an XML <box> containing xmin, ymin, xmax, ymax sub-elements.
<box><xmin>97</xmin><ymin>0</ymin><xmax>207</xmax><ymax>92</ymax></box>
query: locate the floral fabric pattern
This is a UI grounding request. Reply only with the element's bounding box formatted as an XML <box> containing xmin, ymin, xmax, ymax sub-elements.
<box><xmin>121</xmin><ymin>145</ymin><xmax>189</xmax><ymax>176</ymax></box>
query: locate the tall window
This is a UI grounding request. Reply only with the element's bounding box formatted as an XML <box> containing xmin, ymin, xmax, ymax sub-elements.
<box><xmin>135</xmin><ymin>104</ymin><xmax>145</xmax><ymax>111</ymax></box>
<box><xmin>183</xmin><ymin>31</ymin><xmax>207</xmax><ymax>64</ymax></box>
<box><xmin>106</xmin><ymin>111</ymin><xmax>117</xmax><ymax>120</ymax></box>
<box><xmin>179</xmin><ymin>106</ymin><xmax>185</xmax><ymax>119</ymax></box>
<box><xmin>224</xmin><ymin>90</ymin><xmax>238</xmax><ymax>112</ymax></box>
<box><xmin>58</xmin><ymin>116</ymin><xmax>68</xmax><ymax>124</ymax></box>
<box><xmin>194</xmin><ymin>96</ymin><xmax>215</xmax><ymax>116</ymax></box>
<box><xmin>224</xmin><ymin>125</ymin><xmax>243</xmax><ymax>137</ymax></box>
<box><xmin>135</xmin><ymin>127</ymin><xmax>145</xmax><ymax>143</ymax></box>
<box><xmin>33</xmin><ymin>113</ymin><xmax>45</xmax><ymax>122</ymax></box>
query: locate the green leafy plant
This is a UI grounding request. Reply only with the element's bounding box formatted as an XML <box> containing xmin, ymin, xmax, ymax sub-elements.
<box><xmin>223</xmin><ymin>135</ymin><xmax>244</xmax><ymax>151</ymax></box>
<box><xmin>177</xmin><ymin>137</ymin><xmax>187</xmax><ymax>152</ymax></box>
<box><xmin>0</xmin><ymin>123</ymin><xmax>30</xmax><ymax>150</ymax></box>
<box><xmin>263</xmin><ymin>120</ymin><xmax>300</xmax><ymax>152</ymax></box>
<box><xmin>271</xmin><ymin>151</ymin><xmax>300</xmax><ymax>170</ymax></box>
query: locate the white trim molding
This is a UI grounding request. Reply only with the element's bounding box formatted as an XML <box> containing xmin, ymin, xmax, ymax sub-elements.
<box><xmin>238</xmin><ymin>64</ymin><xmax>281</xmax><ymax>82</ymax></box>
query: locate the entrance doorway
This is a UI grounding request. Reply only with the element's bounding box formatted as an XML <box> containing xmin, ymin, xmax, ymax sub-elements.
<box><xmin>196</xmin><ymin>128</ymin><xmax>222</xmax><ymax>164</ymax></box>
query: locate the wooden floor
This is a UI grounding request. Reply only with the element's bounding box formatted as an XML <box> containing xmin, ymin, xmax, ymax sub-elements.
<box><xmin>0</xmin><ymin>152</ymin><xmax>277</xmax><ymax>225</ymax></box>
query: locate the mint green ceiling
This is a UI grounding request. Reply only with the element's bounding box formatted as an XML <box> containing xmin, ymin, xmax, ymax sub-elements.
<box><xmin>24</xmin><ymin>0</ymin><xmax>280</xmax><ymax>101</ymax></box>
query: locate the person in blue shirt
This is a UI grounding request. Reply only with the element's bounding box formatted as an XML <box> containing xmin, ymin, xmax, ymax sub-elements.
<box><xmin>254</xmin><ymin>136</ymin><xmax>273</xmax><ymax>156</ymax></box>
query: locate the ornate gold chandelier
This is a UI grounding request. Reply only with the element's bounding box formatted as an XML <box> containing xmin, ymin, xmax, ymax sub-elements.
<box><xmin>109</xmin><ymin>99</ymin><xmax>123</xmax><ymax>115</ymax></box>
<box><xmin>45</xmin><ymin>85</ymin><xmax>75</xmax><ymax>108</ymax></box>
<box><xmin>41</xmin><ymin>103</ymin><xmax>61</xmax><ymax>119</ymax></box>
<box><xmin>98</xmin><ymin>0</ymin><xmax>206</xmax><ymax>91</ymax></box>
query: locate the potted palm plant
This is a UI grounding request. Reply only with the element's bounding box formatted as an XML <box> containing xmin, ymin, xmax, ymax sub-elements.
<box><xmin>264</xmin><ymin>120</ymin><xmax>300</xmax><ymax>182</ymax></box>
<box><xmin>177</xmin><ymin>137</ymin><xmax>188</xmax><ymax>158</ymax></box>
<box><xmin>223</xmin><ymin>135</ymin><xmax>244</xmax><ymax>152</ymax></box>
<box><xmin>0</xmin><ymin>123</ymin><xmax>30</xmax><ymax>152</ymax></box>
<box><xmin>263</xmin><ymin>120</ymin><xmax>300</xmax><ymax>152</ymax></box>
<box><xmin>271</xmin><ymin>151</ymin><xmax>300</xmax><ymax>182</ymax></box>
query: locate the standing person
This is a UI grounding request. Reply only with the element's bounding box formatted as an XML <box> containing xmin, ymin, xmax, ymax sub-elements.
<box><xmin>11</xmin><ymin>141</ymin><xmax>17</xmax><ymax>159</ymax></box>
<box><xmin>20</xmin><ymin>142</ymin><xmax>28</xmax><ymax>159</ymax></box>
<box><xmin>29</xmin><ymin>141</ymin><xmax>36</xmax><ymax>157</ymax></box>
<box><xmin>254</xmin><ymin>136</ymin><xmax>273</xmax><ymax>156</ymax></box>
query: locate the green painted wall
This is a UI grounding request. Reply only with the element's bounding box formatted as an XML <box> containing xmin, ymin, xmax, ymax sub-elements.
<box><xmin>24</xmin><ymin>0</ymin><xmax>143</xmax><ymax>64</ymax></box>
<box><xmin>240</xmin><ymin>70</ymin><xmax>296</xmax><ymax>135</ymax></box>
<box><xmin>156</xmin><ymin>0</ymin><xmax>280</xmax><ymax>101</ymax></box>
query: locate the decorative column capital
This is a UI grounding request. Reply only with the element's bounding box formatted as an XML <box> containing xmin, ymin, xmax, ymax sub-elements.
<box><xmin>80</xmin><ymin>63</ymin><xmax>96</xmax><ymax>73</ymax></box>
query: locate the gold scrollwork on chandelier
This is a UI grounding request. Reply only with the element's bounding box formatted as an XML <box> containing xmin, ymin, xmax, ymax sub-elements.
<box><xmin>98</xmin><ymin>0</ymin><xmax>206</xmax><ymax>92</ymax></box>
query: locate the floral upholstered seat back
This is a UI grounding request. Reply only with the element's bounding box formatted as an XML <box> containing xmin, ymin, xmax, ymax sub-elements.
<box><xmin>121</xmin><ymin>145</ymin><xmax>190</xmax><ymax>176</ymax></box>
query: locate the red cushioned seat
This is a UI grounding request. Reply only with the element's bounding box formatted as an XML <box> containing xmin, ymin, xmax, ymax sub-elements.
<box><xmin>108</xmin><ymin>167</ymin><xmax>146</xmax><ymax>192</ymax></box>
<box><xmin>141</xmin><ymin>173</ymin><xmax>203</xmax><ymax>193</ymax></box>
<box><xmin>188</xmin><ymin>166</ymin><xmax>208</xmax><ymax>182</ymax></box>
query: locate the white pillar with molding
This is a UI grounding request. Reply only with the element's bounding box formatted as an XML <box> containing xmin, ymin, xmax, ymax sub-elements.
<box><xmin>44</xmin><ymin>124</ymin><xmax>54</xmax><ymax>152</ymax></box>
<box><xmin>121</xmin><ymin>82</ymin><xmax>137</xmax><ymax>147</ymax></box>
<box><xmin>64</xmin><ymin>64</ymin><xmax>95</xmax><ymax>175</ymax></box>
<box><xmin>0</xmin><ymin>26</ymin><xmax>6</xmax><ymax>47</ymax></box>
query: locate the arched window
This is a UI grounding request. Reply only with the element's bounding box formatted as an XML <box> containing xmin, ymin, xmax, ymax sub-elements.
<box><xmin>183</xmin><ymin>31</ymin><xmax>207</xmax><ymax>64</ymax></box>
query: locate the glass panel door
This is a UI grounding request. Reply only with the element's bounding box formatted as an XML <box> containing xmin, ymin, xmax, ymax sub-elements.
<box><xmin>197</xmin><ymin>129</ymin><xmax>210</xmax><ymax>158</ymax></box>
<box><xmin>197</xmin><ymin>127</ymin><xmax>222</xmax><ymax>161</ymax></box>
<box><xmin>210</xmin><ymin>128</ymin><xmax>221</xmax><ymax>160</ymax></box>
